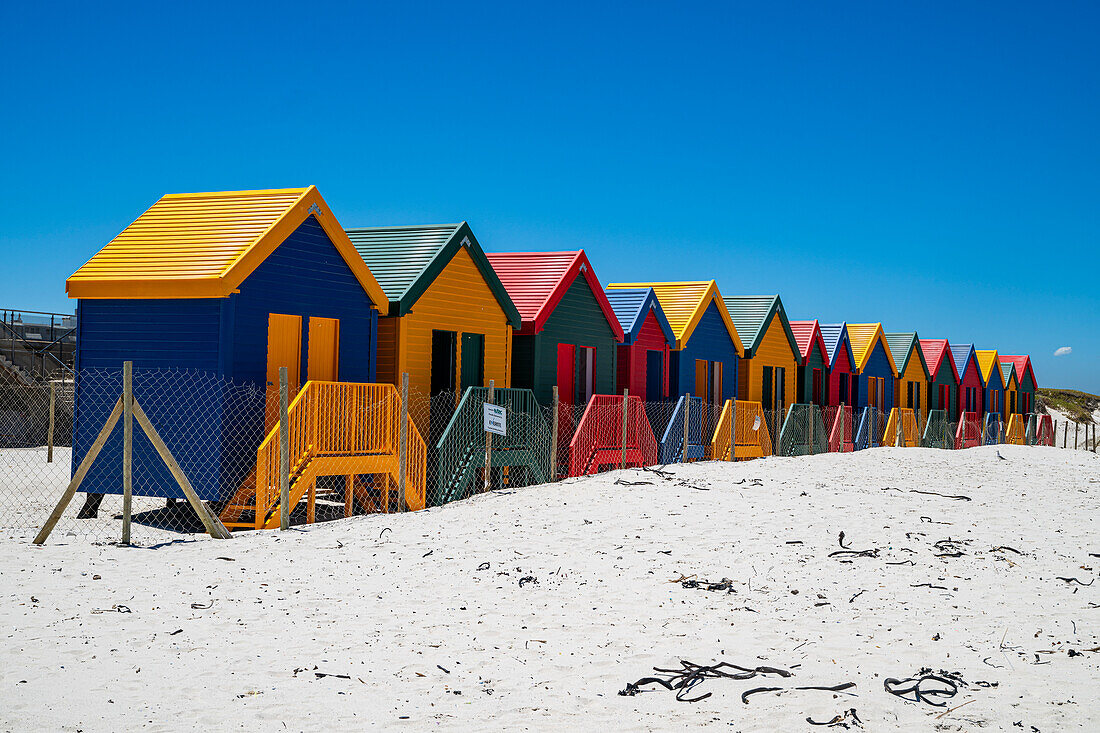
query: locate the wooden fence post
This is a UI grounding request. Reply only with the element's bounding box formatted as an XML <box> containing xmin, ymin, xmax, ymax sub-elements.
<box><xmin>682</xmin><ymin>393</ymin><xmax>690</xmax><ymax>462</ymax></box>
<box><xmin>397</xmin><ymin>372</ymin><xmax>409</xmax><ymax>512</ymax></box>
<box><xmin>278</xmin><ymin>367</ymin><xmax>289</xmax><ymax>530</ymax></box>
<box><xmin>47</xmin><ymin>381</ymin><xmax>56</xmax><ymax>464</ymax></box>
<box><xmin>620</xmin><ymin>389</ymin><xmax>629</xmax><ymax>470</ymax></box>
<box><xmin>549</xmin><ymin>386</ymin><xmax>559</xmax><ymax>481</ymax></box>
<box><xmin>1064</xmin><ymin>421</ymin><xmax>1068</xmax><ymax>448</ymax></box>
<box><xmin>484</xmin><ymin>379</ymin><xmax>494</xmax><ymax>492</ymax></box>
<box><xmin>1075</xmin><ymin>422</ymin><xmax>1079</xmax><ymax>450</ymax></box>
<box><xmin>122</xmin><ymin>361</ymin><xmax>133</xmax><ymax>546</ymax></box>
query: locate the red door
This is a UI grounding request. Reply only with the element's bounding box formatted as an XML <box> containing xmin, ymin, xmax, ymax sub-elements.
<box><xmin>557</xmin><ymin>344</ymin><xmax>576</xmax><ymax>405</ymax></box>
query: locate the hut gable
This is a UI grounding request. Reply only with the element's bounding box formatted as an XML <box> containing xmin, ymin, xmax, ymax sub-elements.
<box><xmin>606</xmin><ymin>281</ymin><xmax>744</xmax><ymax>354</ymax></box>
<box><xmin>790</xmin><ymin>320</ymin><xmax>829</xmax><ymax>366</ymax></box>
<box><xmin>605</xmin><ymin>288</ymin><xmax>675</xmax><ymax>345</ymax></box>
<box><xmin>346</xmin><ymin>222</ymin><xmax>520</xmax><ymax>327</ymax></box>
<box><xmin>819</xmin><ymin>323</ymin><xmax>855</xmax><ymax>370</ymax></box>
<box><xmin>67</xmin><ymin>186</ymin><xmax>386</xmax><ymax>307</ymax></box>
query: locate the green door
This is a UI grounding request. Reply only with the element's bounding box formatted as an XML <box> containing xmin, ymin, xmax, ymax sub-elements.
<box><xmin>460</xmin><ymin>333</ymin><xmax>485</xmax><ymax>390</ymax></box>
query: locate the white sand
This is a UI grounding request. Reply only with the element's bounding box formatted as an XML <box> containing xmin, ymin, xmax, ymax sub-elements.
<box><xmin>1043</xmin><ymin>406</ymin><xmax>1099</xmax><ymax>451</ymax></box>
<box><xmin>1</xmin><ymin>445</ymin><xmax>1098</xmax><ymax>731</ymax></box>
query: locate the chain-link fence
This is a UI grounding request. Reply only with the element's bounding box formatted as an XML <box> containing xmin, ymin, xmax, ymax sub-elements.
<box><xmin>3</xmin><ymin>370</ymin><xmax>1073</xmax><ymax>545</ymax></box>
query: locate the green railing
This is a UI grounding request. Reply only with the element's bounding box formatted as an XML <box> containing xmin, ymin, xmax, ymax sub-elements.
<box><xmin>921</xmin><ymin>409</ymin><xmax>952</xmax><ymax>449</ymax></box>
<box><xmin>433</xmin><ymin>386</ymin><xmax>551</xmax><ymax>506</ymax></box>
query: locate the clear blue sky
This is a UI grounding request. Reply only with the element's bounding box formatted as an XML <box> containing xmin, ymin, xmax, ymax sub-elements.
<box><xmin>1</xmin><ymin>2</ymin><xmax>1096</xmax><ymax>392</ymax></box>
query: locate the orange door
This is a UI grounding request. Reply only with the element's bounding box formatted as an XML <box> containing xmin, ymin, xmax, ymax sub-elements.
<box><xmin>694</xmin><ymin>359</ymin><xmax>709</xmax><ymax>401</ymax></box>
<box><xmin>307</xmin><ymin>317</ymin><xmax>340</xmax><ymax>382</ymax></box>
<box><xmin>266</xmin><ymin>313</ymin><xmax>302</xmax><ymax>430</ymax></box>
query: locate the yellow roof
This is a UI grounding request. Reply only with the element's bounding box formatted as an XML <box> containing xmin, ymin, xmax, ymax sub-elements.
<box><xmin>606</xmin><ymin>280</ymin><xmax>744</xmax><ymax>354</ymax></box>
<box><xmin>975</xmin><ymin>350</ymin><xmax>1003</xmax><ymax>388</ymax></box>
<box><xmin>846</xmin><ymin>323</ymin><xmax>896</xmax><ymax>375</ymax></box>
<box><xmin>67</xmin><ymin>186</ymin><xmax>387</xmax><ymax>307</ymax></box>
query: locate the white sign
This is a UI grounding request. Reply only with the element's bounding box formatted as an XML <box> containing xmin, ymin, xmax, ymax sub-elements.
<box><xmin>484</xmin><ymin>403</ymin><xmax>507</xmax><ymax>436</ymax></box>
<box><xmin>752</xmin><ymin>415</ymin><xmax>762</xmax><ymax>431</ymax></box>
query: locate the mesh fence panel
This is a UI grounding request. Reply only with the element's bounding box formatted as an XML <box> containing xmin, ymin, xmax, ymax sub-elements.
<box><xmin>4</xmin><ymin>370</ymin><xmax>1068</xmax><ymax>545</ymax></box>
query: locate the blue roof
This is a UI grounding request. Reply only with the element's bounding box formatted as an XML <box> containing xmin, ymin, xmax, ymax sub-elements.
<box><xmin>604</xmin><ymin>287</ymin><xmax>675</xmax><ymax>345</ymax></box>
<box><xmin>949</xmin><ymin>343</ymin><xmax>985</xmax><ymax>387</ymax></box>
<box><xmin>818</xmin><ymin>322</ymin><xmax>855</xmax><ymax>369</ymax></box>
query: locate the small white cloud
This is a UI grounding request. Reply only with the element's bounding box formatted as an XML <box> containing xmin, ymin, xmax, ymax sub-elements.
<box><xmin>1054</xmin><ymin>346</ymin><xmax>1072</xmax><ymax>357</ymax></box>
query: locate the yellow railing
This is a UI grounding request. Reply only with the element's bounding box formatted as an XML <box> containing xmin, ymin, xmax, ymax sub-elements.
<box><xmin>734</xmin><ymin>400</ymin><xmax>772</xmax><ymax>459</ymax></box>
<box><xmin>882</xmin><ymin>408</ymin><xmax>919</xmax><ymax>446</ymax></box>
<box><xmin>254</xmin><ymin>381</ymin><xmax>425</xmax><ymax>524</ymax></box>
<box><xmin>709</xmin><ymin>400</ymin><xmax>734</xmax><ymax>460</ymax></box>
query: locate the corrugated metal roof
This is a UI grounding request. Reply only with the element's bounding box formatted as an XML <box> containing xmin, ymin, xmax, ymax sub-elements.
<box><xmin>975</xmin><ymin>350</ymin><xmax>1003</xmax><ymax>388</ymax></box>
<box><xmin>604</xmin><ymin>287</ymin><xmax>675</xmax><ymax>345</ymax></box>
<box><xmin>605</xmin><ymin>281</ymin><xmax>744</xmax><ymax>354</ymax></box>
<box><xmin>847</xmin><ymin>323</ymin><xmax>895</xmax><ymax>374</ymax></box>
<box><xmin>819</xmin><ymin>323</ymin><xmax>854</xmax><ymax>369</ymax></box>
<box><xmin>789</xmin><ymin>320</ymin><xmax>828</xmax><ymax>363</ymax></box>
<box><xmin>485</xmin><ymin>251</ymin><xmax>624</xmax><ymax>339</ymax></box>
<box><xmin>346</xmin><ymin>223</ymin><xmax>462</xmax><ymax>301</ymax></box>
<box><xmin>920</xmin><ymin>339</ymin><xmax>960</xmax><ymax>383</ymax></box>
<box><xmin>1000</xmin><ymin>355</ymin><xmax>1036</xmax><ymax>388</ymax></box>
<box><xmin>346</xmin><ymin>222</ymin><xmax>520</xmax><ymax>326</ymax></box>
<box><xmin>949</xmin><ymin>343</ymin><xmax>982</xmax><ymax>386</ymax></box>
<box><xmin>721</xmin><ymin>294</ymin><xmax>795</xmax><ymax>360</ymax></box>
<box><xmin>67</xmin><ymin>186</ymin><xmax>387</xmax><ymax>306</ymax></box>
<box><xmin>883</xmin><ymin>332</ymin><xmax>928</xmax><ymax>378</ymax></box>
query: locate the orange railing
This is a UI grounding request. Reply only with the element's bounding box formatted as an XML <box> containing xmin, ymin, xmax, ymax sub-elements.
<box><xmin>882</xmin><ymin>408</ymin><xmax>919</xmax><ymax>446</ymax></box>
<box><xmin>709</xmin><ymin>400</ymin><xmax>734</xmax><ymax>460</ymax></box>
<box><xmin>1004</xmin><ymin>413</ymin><xmax>1025</xmax><ymax>445</ymax></box>
<box><xmin>254</xmin><ymin>382</ymin><xmax>425</xmax><ymax>524</ymax></box>
<box><xmin>734</xmin><ymin>400</ymin><xmax>772</xmax><ymax>460</ymax></box>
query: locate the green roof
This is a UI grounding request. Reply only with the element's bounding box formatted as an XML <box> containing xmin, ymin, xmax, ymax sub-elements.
<box><xmin>345</xmin><ymin>222</ymin><xmax>520</xmax><ymax>327</ymax></box>
<box><xmin>724</xmin><ymin>295</ymin><xmax>799</xmax><ymax>359</ymax></box>
<box><xmin>883</xmin><ymin>332</ymin><xmax>929</xmax><ymax>379</ymax></box>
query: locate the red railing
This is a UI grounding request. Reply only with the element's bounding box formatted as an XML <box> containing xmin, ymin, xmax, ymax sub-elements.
<box><xmin>567</xmin><ymin>395</ymin><xmax>658</xmax><ymax>476</ymax></box>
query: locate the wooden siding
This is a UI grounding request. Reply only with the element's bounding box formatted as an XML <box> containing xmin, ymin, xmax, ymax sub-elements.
<box><xmin>930</xmin><ymin>360</ymin><xmax>959</xmax><ymax>420</ymax></box>
<box><xmin>669</xmin><ymin>301</ymin><xmax>739</xmax><ymax>401</ymax></box>
<box><xmin>956</xmin><ymin>356</ymin><xmax>984</xmax><ymax>417</ymax></box>
<box><xmin>387</xmin><ymin>246</ymin><xmax>512</xmax><ymax>433</ymax></box>
<box><xmin>615</xmin><ymin>308</ymin><xmax>671</xmax><ymax>400</ymax></box>
<box><xmin>524</xmin><ymin>275</ymin><xmax>619</xmax><ymax>405</ymax></box>
<box><xmin>737</xmin><ymin>314</ymin><xmax>798</xmax><ymax>408</ymax></box>
<box><xmin>797</xmin><ymin>343</ymin><xmax>828</xmax><ymax>405</ymax></box>
<box><xmin>828</xmin><ymin>346</ymin><xmax>854</xmax><ymax>407</ymax></box>
<box><xmin>855</xmin><ymin>341</ymin><xmax>896</xmax><ymax>411</ymax></box>
<box><xmin>896</xmin><ymin>353</ymin><xmax>929</xmax><ymax>419</ymax></box>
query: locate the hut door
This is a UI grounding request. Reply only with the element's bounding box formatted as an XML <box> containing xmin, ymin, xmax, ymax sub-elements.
<box><xmin>645</xmin><ymin>350</ymin><xmax>664</xmax><ymax>401</ymax></box>
<box><xmin>711</xmin><ymin>362</ymin><xmax>723</xmax><ymax>405</ymax></box>
<box><xmin>460</xmin><ymin>333</ymin><xmax>485</xmax><ymax>391</ymax></box>
<box><xmin>556</xmin><ymin>344</ymin><xmax>576</xmax><ymax>405</ymax></box>
<box><xmin>266</xmin><ymin>313</ymin><xmax>302</xmax><ymax>430</ymax></box>
<box><xmin>577</xmin><ymin>346</ymin><xmax>596</xmax><ymax>404</ymax></box>
<box><xmin>694</xmin><ymin>360</ymin><xmax>709</xmax><ymax>401</ymax></box>
<box><xmin>430</xmin><ymin>330</ymin><xmax>457</xmax><ymax>395</ymax></box>
<box><xmin>306</xmin><ymin>317</ymin><xmax>339</xmax><ymax>382</ymax></box>
<box><xmin>812</xmin><ymin>368</ymin><xmax>823</xmax><ymax>406</ymax></box>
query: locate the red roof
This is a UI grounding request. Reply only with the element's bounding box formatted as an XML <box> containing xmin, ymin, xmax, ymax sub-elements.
<box><xmin>919</xmin><ymin>339</ymin><xmax>961</xmax><ymax>383</ymax></box>
<box><xmin>485</xmin><ymin>250</ymin><xmax>625</xmax><ymax>340</ymax></box>
<box><xmin>789</xmin><ymin>320</ymin><xmax>828</xmax><ymax>364</ymax></box>
<box><xmin>1000</xmin><ymin>355</ymin><xmax>1037</xmax><ymax>387</ymax></box>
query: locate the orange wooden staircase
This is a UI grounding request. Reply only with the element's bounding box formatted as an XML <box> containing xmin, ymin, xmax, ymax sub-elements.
<box><xmin>220</xmin><ymin>381</ymin><xmax>426</xmax><ymax>530</ymax></box>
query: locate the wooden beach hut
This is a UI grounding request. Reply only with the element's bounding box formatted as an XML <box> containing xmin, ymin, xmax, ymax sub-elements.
<box><xmin>604</xmin><ymin>287</ymin><xmax>674</xmax><ymax>401</ymax></box>
<box><xmin>884</xmin><ymin>332</ymin><xmax>930</xmax><ymax>420</ymax></box>
<box><xmin>1000</xmin><ymin>355</ymin><xmax>1037</xmax><ymax>414</ymax></box>
<box><xmin>919</xmin><ymin>339</ymin><xmax>961</xmax><ymax>420</ymax></box>
<box><xmin>345</xmin><ymin>223</ymin><xmax>521</xmax><ymax>436</ymax></box>
<box><xmin>790</xmin><ymin>320</ymin><xmax>829</xmax><ymax>407</ymax></box>
<box><xmin>846</xmin><ymin>323</ymin><xmax>896</xmax><ymax>413</ymax></box>
<box><xmin>1001</xmin><ymin>362</ymin><xmax>1019</xmax><ymax>421</ymax></box>
<box><xmin>606</xmin><ymin>281</ymin><xmax>743</xmax><ymax>405</ymax></box>
<box><xmin>725</xmin><ymin>295</ymin><xmax>800</xmax><ymax>414</ymax></box>
<box><xmin>950</xmin><ymin>344</ymin><xmax>985</xmax><ymax>417</ymax></box>
<box><xmin>485</xmin><ymin>251</ymin><xmax>624</xmax><ymax>407</ymax></box>
<box><xmin>975</xmin><ymin>350</ymin><xmax>1005</xmax><ymax>422</ymax></box>
<box><xmin>820</xmin><ymin>323</ymin><xmax>856</xmax><ymax>407</ymax></box>
<box><xmin>66</xmin><ymin>187</ymin><xmax>402</xmax><ymax>521</ymax></box>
